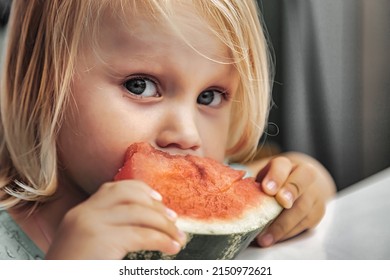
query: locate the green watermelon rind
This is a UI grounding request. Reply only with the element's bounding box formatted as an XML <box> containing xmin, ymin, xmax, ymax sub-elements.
<box><xmin>124</xmin><ymin>228</ymin><xmax>262</xmax><ymax>260</ymax></box>
<box><xmin>124</xmin><ymin>197</ymin><xmax>282</xmax><ymax>260</ymax></box>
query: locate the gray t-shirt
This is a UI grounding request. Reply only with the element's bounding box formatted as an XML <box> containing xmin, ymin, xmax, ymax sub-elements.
<box><xmin>0</xmin><ymin>210</ymin><xmax>44</xmax><ymax>259</ymax></box>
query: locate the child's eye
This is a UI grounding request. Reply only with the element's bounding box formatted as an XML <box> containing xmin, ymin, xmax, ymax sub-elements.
<box><xmin>197</xmin><ymin>90</ymin><xmax>225</xmax><ymax>107</ymax></box>
<box><xmin>123</xmin><ymin>77</ymin><xmax>159</xmax><ymax>98</ymax></box>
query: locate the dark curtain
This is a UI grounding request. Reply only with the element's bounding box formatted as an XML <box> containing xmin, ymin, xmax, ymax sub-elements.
<box><xmin>258</xmin><ymin>0</ymin><xmax>390</xmax><ymax>190</ymax></box>
<box><xmin>0</xmin><ymin>0</ymin><xmax>11</xmax><ymax>27</ymax></box>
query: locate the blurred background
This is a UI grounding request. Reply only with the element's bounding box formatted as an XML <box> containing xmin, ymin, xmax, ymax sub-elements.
<box><xmin>0</xmin><ymin>0</ymin><xmax>10</xmax><ymax>63</ymax></box>
<box><xmin>257</xmin><ymin>0</ymin><xmax>390</xmax><ymax>190</ymax></box>
<box><xmin>1</xmin><ymin>0</ymin><xmax>389</xmax><ymax>191</ymax></box>
<box><xmin>0</xmin><ymin>0</ymin><xmax>9</xmax><ymax>27</ymax></box>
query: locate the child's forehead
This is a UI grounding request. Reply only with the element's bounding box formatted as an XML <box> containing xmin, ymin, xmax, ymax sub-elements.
<box><xmin>92</xmin><ymin>1</ymin><xmax>234</xmax><ymax>64</ymax></box>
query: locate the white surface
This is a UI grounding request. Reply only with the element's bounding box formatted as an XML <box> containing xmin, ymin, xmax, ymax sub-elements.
<box><xmin>237</xmin><ymin>167</ymin><xmax>390</xmax><ymax>260</ymax></box>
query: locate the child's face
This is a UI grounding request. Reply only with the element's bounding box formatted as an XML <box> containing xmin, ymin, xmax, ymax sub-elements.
<box><xmin>57</xmin><ymin>4</ymin><xmax>240</xmax><ymax>193</ymax></box>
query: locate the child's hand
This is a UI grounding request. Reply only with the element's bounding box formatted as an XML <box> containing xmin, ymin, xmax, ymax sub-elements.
<box><xmin>46</xmin><ymin>180</ymin><xmax>186</xmax><ymax>259</ymax></box>
<box><xmin>249</xmin><ymin>153</ymin><xmax>336</xmax><ymax>247</ymax></box>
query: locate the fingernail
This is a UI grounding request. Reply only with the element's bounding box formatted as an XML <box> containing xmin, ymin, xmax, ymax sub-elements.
<box><xmin>282</xmin><ymin>190</ymin><xmax>293</xmax><ymax>208</ymax></box>
<box><xmin>171</xmin><ymin>240</ymin><xmax>181</xmax><ymax>253</ymax></box>
<box><xmin>265</xmin><ymin>180</ymin><xmax>277</xmax><ymax>192</ymax></box>
<box><xmin>259</xmin><ymin>233</ymin><xmax>274</xmax><ymax>247</ymax></box>
<box><xmin>165</xmin><ymin>208</ymin><xmax>178</xmax><ymax>220</ymax></box>
<box><xmin>150</xmin><ymin>190</ymin><xmax>162</xmax><ymax>201</ymax></box>
<box><xmin>178</xmin><ymin>230</ymin><xmax>187</xmax><ymax>244</ymax></box>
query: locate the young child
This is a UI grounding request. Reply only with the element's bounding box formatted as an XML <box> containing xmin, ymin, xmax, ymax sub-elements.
<box><xmin>0</xmin><ymin>0</ymin><xmax>335</xmax><ymax>259</ymax></box>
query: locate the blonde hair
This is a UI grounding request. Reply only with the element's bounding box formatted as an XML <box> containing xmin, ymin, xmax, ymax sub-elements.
<box><xmin>0</xmin><ymin>0</ymin><xmax>272</xmax><ymax>209</ymax></box>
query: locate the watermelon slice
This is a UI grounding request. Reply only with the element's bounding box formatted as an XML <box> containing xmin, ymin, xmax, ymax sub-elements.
<box><xmin>114</xmin><ymin>142</ymin><xmax>282</xmax><ymax>259</ymax></box>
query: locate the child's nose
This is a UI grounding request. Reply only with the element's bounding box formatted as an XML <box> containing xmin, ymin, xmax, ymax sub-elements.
<box><xmin>155</xmin><ymin>107</ymin><xmax>201</xmax><ymax>153</ymax></box>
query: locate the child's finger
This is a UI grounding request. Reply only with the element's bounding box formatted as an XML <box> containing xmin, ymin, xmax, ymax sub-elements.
<box><xmin>280</xmin><ymin>200</ymin><xmax>325</xmax><ymax>241</ymax></box>
<box><xmin>275</xmin><ymin>164</ymin><xmax>316</xmax><ymax>208</ymax></box>
<box><xmin>256</xmin><ymin>195</ymin><xmax>313</xmax><ymax>247</ymax></box>
<box><xmin>257</xmin><ymin>157</ymin><xmax>293</xmax><ymax>195</ymax></box>
<box><xmin>90</xmin><ymin>180</ymin><xmax>163</xmax><ymax>208</ymax></box>
<box><xmin>123</xmin><ymin>226</ymin><xmax>184</xmax><ymax>255</ymax></box>
<box><xmin>104</xmin><ymin>204</ymin><xmax>186</xmax><ymax>245</ymax></box>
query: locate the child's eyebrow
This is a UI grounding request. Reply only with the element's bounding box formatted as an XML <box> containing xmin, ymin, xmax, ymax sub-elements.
<box><xmin>99</xmin><ymin>56</ymin><xmax>165</xmax><ymax>80</ymax></box>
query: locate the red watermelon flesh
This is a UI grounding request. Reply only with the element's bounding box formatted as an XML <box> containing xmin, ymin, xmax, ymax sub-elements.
<box><xmin>114</xmin><ymin>142</ymin><xmax>278</xmax><ymax>221</ymax></box>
